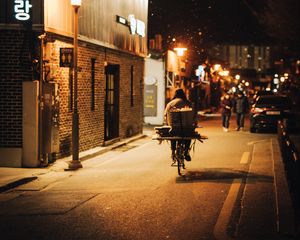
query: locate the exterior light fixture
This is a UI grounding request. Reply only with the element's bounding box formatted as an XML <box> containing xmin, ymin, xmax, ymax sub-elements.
<box><xmin>71</xmin><ymin>0</ymin><xmax>81</xmax><ymax>6</ymax></box>
<box><xmin>174</xmin><ymin>47</ymin><xmax>187</xmax><ymax>57</ymax></box>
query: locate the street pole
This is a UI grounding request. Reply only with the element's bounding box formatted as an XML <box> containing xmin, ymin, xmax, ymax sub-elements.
<box><xmin>68</xmin><ymin>2</ymin><xmax>82</xmax><ymax>170</ymax></box>
<box><xmin>38</xmin><ymin>33</ymin><xmax>46</xmax><ymax>166</ymax></box>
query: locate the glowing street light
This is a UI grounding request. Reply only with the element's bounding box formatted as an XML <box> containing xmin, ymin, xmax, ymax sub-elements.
<box><xmin>235</xmin><ymin>74</ymin><xmax>240</xmax><ymax>80</ymax></box>
<box><xmin>71</xmin><ymin>0</ymin><xmax>81</xmax><ymax>6</ymax></box>
<box><xmin>174</xmin><ymin>47</ymin><xmax>187</xmax><ymax>56</ymax></box>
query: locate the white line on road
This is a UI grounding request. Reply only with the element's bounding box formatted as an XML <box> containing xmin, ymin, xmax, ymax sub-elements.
<box><xmin>213</xmin><ymin>178</ymin><xmax>242</xmax><ymax>240</ymax></box>
<box><xmin>240</xmin><ymin>152</ymin><xmax>250</xmax><ymax>164</ymax></box>
<box><xmin>247</xmin><ymin>139</ymin><xmax>269</xmax><ymax>146</ymax></box>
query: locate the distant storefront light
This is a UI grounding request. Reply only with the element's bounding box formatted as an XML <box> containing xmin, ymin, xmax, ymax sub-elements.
<box><xmin>213</xmin><ymin>64</ymin><xmax>221</xmax><ymax>72</ymax></box>
<box><xmin>219</xmin><ymin>70</ymin><xmax>229</xmax><ymax>77</ymax></box>
<box><xmin>14</xmin><ymin>0</ymin><xmax>32</xmax><ymax>21</ymax></box>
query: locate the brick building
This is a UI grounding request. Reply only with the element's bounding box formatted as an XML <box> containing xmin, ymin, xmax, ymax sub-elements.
<box><xmin>0</xmin><ymin>0</ymin><xmax>148</xmax><ymax>167</ymax></box>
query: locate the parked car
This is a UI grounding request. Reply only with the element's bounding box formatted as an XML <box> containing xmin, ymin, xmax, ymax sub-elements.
<box><xmin>250</xmin><ymin>95</ymin><xmax>291</xmax><ymax>133</ymax></box>
<box><xmin>250</xmin><ymin>90</ymin><xmax>274</xmax><ymax>104</ymax></box>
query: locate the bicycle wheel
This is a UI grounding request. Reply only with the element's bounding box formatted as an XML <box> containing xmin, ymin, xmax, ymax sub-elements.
<box><xmin>176</xmin><ymin>143</ymin><xmax>185</xmax><ymax>176</ymax></box>
<box><xmin>177</xmin><ymin>156</ymin><xmax>181</xmax><ymax>175</ymax></box>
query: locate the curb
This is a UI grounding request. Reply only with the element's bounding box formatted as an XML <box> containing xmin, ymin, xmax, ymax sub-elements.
<box><xmin>272</xmin><ymin>138</ymin><xmax>296</xmax><ymax>238</ymax></box>
<box><xmin>0</xmin><ymin>176</ymin><xmax>38</xmax><ymax>193</ymax></box>
<box><xmin>56</xmin><ymin>134</ymin><xmax>148</xmax><ymax>165</ymax></box>
<box><xmin>78</xmin><ymin>134</ymin><xmax>148</xmax><ymax>162</ymax></box>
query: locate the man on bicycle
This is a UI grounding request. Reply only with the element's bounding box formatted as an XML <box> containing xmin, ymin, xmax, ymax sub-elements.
<box><xmin>164</xmin><ymin>88</ymin><xmax>196</xmax><ymax>161</ymax></box>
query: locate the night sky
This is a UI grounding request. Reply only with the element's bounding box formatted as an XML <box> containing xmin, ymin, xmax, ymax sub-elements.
<box><xmin>148</xmin><ymin>0</ymin><xmax>300</xmax><ymax>56</ymax></box>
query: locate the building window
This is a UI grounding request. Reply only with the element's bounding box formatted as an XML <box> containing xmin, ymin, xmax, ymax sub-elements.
<box><xmin>130</xmin><ymin>65</ymin><xmax>134</xmax><ymax>107</ymax></box>
<box><xmin>91</xmin><ymin>58</ymin><xmax>96</xmax><ymax>111</ymax></box>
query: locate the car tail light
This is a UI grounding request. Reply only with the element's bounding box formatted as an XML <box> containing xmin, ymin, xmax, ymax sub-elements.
<box><xmin>251</xmin><ymin>107</ymin><xmax>264</xmax><ymax>114</ymax></box>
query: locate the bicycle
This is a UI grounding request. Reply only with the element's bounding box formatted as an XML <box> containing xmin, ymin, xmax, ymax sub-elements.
<box><xmin>153</xmin><ymin>126</ymin><xmax>207</xmax><ymax>176</ymax></box>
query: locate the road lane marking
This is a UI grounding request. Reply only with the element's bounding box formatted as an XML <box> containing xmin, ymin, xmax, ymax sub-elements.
<box><xmin>240</xmin><ymin>152</ymin><xmax>250</xmax><ymax>164</ymax></box>
<box><xmin>247</xmin><ymin>139</ymin><xmax>269</xmax><ymax>145</ymax></box>
<box><xmin>213</xmin><ymin>178</ymin><xmax>242</xmax><ymax>240</ymax></box>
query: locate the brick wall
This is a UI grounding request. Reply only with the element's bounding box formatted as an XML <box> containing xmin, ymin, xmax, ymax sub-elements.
<box><xmin>117</xmin><ymin>52</ymin><xmax>144</xmax><ymax>137</ymax></box>
<box><xmin>45</xmin><ymin>33</ymin><xmax>144</xmax><ymax>157</ymax></box>
<box><xmin>0</xmin><ymin>29</ymin><xmax>38</xmax><ymax>147</ymax></box>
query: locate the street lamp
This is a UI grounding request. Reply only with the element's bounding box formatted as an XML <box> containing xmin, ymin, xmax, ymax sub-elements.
<box><xmin>174</xmin><ymin>47</ymin><xmax>187</xmax><ymax>57</ymax></box>
<box><xmin>69</xmin><ymin>0</ymin><xmax>82</xmax><ymax>170</ymax></box>
<box><xmin>174</xmin><ymin>47</ymin><xmax>187</xmax><ymax>73</ymax></box>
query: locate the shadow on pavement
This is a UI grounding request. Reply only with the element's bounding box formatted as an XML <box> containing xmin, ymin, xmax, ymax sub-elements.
<box><xmin>175</xmin><ymin>168</ymin><xmax>273</xmax><ymax>183</ymax></box>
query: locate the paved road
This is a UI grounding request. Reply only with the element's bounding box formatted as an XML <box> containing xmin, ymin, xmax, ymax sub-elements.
<box><xmin>0</xmin><ymin>117</ymin><xmax>290</xmax><ymax>239</ymax></box>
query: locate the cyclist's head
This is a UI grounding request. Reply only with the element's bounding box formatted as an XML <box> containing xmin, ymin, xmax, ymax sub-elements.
<box><xmin>173</xmin><ymin>88</ymin><xmax>187</xmax><ymax>101</ymax></box>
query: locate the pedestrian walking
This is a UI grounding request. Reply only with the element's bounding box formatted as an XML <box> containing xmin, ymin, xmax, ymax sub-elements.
<box><xmin>234</xmin><ymin>91</ymin><xmax>249</xmax><ymax>131</ymax></box>
<box><xmin>221</xmin><ymin>93</ymin><xmax>233</xmax><ymax>132</ymax></box>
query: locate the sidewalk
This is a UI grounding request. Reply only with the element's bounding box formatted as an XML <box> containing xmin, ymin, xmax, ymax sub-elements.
<box><xmin>0</xmin><ymin>132</ymin><xmax>150</xmax><ymax>193</ymax></box>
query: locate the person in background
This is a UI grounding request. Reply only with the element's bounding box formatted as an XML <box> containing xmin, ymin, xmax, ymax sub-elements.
<box><xmin>221</xmin><ymin>93</ymin><xmax>233</xmax><ymax>132</ymax></box>
<box><xmin>164</xmin><ymin>89</ymin><xmax>193</xmax><ymax>161</ymax></box>
<box><xmin>234</xmin><ymin>91</ymin><xmax>249</xmax><ymax>131</ymax></box>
